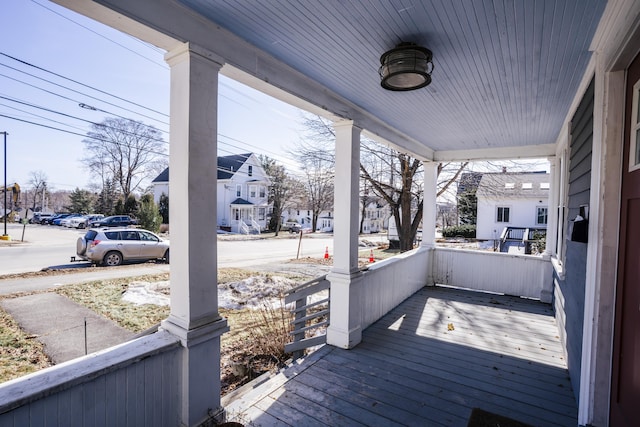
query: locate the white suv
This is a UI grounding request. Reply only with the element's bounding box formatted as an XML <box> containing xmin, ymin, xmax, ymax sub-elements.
<box><xmin>76</xmin><ymin>228</ymin><xmax>169</xmax><ymax>266</ymax></box>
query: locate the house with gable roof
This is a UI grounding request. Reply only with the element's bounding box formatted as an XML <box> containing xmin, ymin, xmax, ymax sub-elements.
<box><xmin>152</xmin><ymin>153</ymin><xmax>270</xmax><ymax>233</ymax></box>
<box><xmin>475</xmin><ymin>172</ymin><xmax>550</xmax><ymax>240</ymax></box>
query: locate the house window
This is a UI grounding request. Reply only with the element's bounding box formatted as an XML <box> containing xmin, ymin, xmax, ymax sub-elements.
<box><xmin>248</xmin><ymin>165</ymin><xmax>253</xmax><ymax>176</ymax></box>
<box><xmin>258</xmin><ymin>208</ymin><xmax>265</xmax><ymax>221</ymax></box>
<box><xmin>496</xmin><ymin>206</ymin><xmax>510</xmax><ymax>223</ymax></box>
<box><xmin>536</xmin><ymin>207</ymin><xmax>548</xmax><ymax>225</ymax></box>
<box><xmin>249</xmin><ymin>185</ymin><xmax>257</xmax><ymax>198</ymax></box>
<box><xmin>236</xmin><ymin>184</ymin><xmax>242</xmax><ymax>198</ymax></box>
<box><xmin>259</xmin><ymin>186</ymin><xmax>266</xmax><ymax>198</ymax></box>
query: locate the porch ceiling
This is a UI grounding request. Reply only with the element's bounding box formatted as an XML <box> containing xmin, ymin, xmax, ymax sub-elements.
<box><xmin>178</xmin><ymin>0</ymin><xmax>606</xmax><ymax>157</ymax></box>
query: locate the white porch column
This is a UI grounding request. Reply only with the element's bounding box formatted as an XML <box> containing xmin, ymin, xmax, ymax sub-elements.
<box><xmin>326</xmin><ymin>120</ymin><xmax>363</xmax><ymax>349</ymax></box>
<box><xmin>544</xmin><ymin>156</ymin><xmax>559</xmax><ymax>257</ymax></box>
<box><xmin>421</xmin><ymin>161</ymin><xmax>438</xmax><ymax>248</ymax></box>
<box><xmin>160</xmin><ymin>43</ymin><xmax>228</xmax><ymax>426</ymax></box>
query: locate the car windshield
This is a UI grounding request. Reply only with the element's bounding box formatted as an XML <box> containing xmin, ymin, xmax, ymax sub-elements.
<box><xmin>85</xmin><ymin>230</ymin><xmax>98</xmax><ymax>240</ymax></box>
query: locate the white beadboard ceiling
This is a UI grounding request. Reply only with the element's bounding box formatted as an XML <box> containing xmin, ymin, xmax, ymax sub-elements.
<box><xmin>174</xmin><ymin>0</ymin><xmax>606</xmax><ymax>156</ymax></box>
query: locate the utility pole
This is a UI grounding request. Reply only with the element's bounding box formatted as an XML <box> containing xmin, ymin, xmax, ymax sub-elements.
<box><xmin>1</xmin><ymin>131</ymin><xmax>8</xmax><ymax>240</ymax></box>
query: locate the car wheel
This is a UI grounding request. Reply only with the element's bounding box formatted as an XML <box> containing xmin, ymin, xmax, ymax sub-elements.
<box><xmin>76</xmin><ymin>237</ymin><xmax>87</xmax><ymax>256</ymax></box>
<box><xmin>103</xmin><ymin>251</ymin><xmax>123</xmax><ymax>266</ymax></box>
<box><xmin>78</xmin><ymin>222</ymin><xmax>85</xmax><ymax>229</ymax></box>
<box><xmin>163</xmin><ymin>249</ymin><xmax>170</xmax><ymax>264</ymax></box>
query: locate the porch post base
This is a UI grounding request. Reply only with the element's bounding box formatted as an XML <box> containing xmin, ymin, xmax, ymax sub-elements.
<box><xmin>326</xmin><ymin>271</ymin><xmax>363</xmax><ymax>349</ymax></box>
<box><xmin>327</xmin><ymin>325</ymin><xmax>362</xmax><ymax>349</ymax></box>
<box><xmin>539</xmin><ymin>289</ymin><xmax>553</xmax><ymax>304</ymax></box>
<box><xmin>160</xmin><ymin>317</ymin><xmax>229</xmax><ymax>427</ymax></box>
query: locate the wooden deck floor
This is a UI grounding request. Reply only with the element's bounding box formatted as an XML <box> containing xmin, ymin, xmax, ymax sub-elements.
<box><xmin>224</xmin><ymin>286</ymin><xmax>577</xmax><ymax>426</ymax></box>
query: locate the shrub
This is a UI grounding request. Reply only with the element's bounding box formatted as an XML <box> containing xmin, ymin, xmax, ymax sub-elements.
<box><xmin>441</xmin><ymin>224</ymin><xmax>476</xmax><ymax>238</ymax></box>
<box><xmin>137</xmin><ymin>194</ymin><xmax>162</xmax><ymax>233</ymax></box>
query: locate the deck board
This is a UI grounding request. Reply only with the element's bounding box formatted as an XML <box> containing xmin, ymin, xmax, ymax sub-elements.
<box><xmin>224</xmin><ymin>286</ymin><xmax>578</xmax><ymax>426</ymax></box>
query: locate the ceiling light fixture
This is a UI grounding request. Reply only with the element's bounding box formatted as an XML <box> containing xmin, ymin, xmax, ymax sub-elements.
<box><xmin>379</xmin><ymin>42</ymin><xmax>434</xmax><ymax>91</ymax></box>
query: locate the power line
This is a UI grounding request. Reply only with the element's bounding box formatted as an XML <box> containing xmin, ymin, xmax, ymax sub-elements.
<box><xmin>0</xmin><ymin>95</ymin><xmax>168</xmax><ymax>144</ymax></box>
<box><xmin>0</xmin><ymin>63</ymin><xmax>170</xmax><ymax>128</ymax></box>
<box><xmin>0</xmin><ymin>113</ymin><xmax>297</xmax><ymax>182</ymax></box>
<box><xmin>29</xmin><ymin>0</ymin><xmax>168</xmax><ymax>69</ymax></box>
<box><xmin>0</xmin><ymin>113</ymin><xmax>169</xmax><ymax>157</ymax></box>
<box><xmin>0</xmin><ymin>52</ymin><xmax>168</xmax><ymax>119</ymax></box>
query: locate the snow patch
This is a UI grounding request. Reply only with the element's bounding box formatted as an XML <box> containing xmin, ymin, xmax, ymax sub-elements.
<box><xmin>122</xmin><ymin>275</ymin><xmax>300</xmax><ymax>310</ymax></box>
<box><xmin>122</xmin><ymin>281</ymin><xmax>170</xmax><ymax>306</ymax></box>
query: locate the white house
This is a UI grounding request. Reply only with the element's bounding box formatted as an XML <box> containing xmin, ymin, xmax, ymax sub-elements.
<box><xmin>4</xmin><ymin>1</ymin><xmax>640</xmax><ymax>426</ymax></box>
<box><xmin>152</xmin><ymin>153</ymin><xmax>271</xmax><ymax>233</ymax></box>
<box><xmin>360</xmin><ymin>200</ymin><xmax>389</xmax><ymax>234</ymax></box>
<box><xmin>475</xmin><ymin>172</ymin><xmax>550</xmax><ymax>240</ymax></box>
<box><xmin>282</xmin><ymin>208</ymin><xmax>334</xmax><ymax>231</ymax></box>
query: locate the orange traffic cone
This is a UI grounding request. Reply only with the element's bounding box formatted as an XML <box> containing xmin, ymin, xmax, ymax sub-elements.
<box><xmin>324</xmin><ymin>246</ymin><xmax>329</xmax><ymax>259</ymax></box>
<box><xmin>369</xmin><ymin>249</ymin><xmax>375</xmax><ymax>263</ymax></box>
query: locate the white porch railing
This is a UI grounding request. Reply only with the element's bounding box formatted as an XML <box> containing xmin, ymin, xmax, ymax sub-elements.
<box><xmin>0</xmin><ymin>247</ymin><xmax>553</xmax><ymax>425</ymax></box>
<box><xmin>0</xmin><ymin>331</ymin><xmax>181</xmax><ymax>425</ymax></box>
<box><xmin>355</xmin><ymin>247</ymin><xmax>431</xmax><ymax>331</ymax></box>
<box><xmin>237</xmin><ymin>220</ymin><xmax>249</xmax><ymax>234</ymax></box>
<box><xmin>432</xmin><ymin>247</ymin><xmax>553</xmax><ymax>302</ymax></box>
<box><xmin>250</xmin><ymin>218</ymin><xmax>261</xmax><ymax>234</ymax></box>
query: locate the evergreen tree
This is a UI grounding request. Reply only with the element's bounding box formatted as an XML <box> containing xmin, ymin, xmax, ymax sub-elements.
<box><xmin>457</xmin><ymin>191</ymin><xmax>478</xmax><ymax>225</ymax></box>
<box><xmin>66</xmin><ymin>188</ymin><xmax>95</xmax><ymax>213</ymax></box>
<box><xmin>158</xmin><ymin>193</ymin><xmax>169</xmax><ymax>224</ymax></box>
<box><xmin>95</xmin><ymin>179</ymin><xmax>118</xmax><ymax>216</ymax></box>
<box><xmin>123</xmin><ymin>194</ymin><xmax>139</xmax><ymax>217</ymax></box>
<box><xmin>137</xmin><ymin>194</ymin><xmax>162</xmax><ymax>233</ymax></box>
<box><xmin>114</xmin><ymin>198</ymin><xmax>125</xmax><ymax>215</ymax></box>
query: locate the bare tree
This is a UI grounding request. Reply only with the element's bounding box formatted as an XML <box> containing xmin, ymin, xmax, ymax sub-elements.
<box><xmin>27</xmin><ymin>170</ymin><xmax>48</xmax><ymax>211</ymax></box>
<box><xmin>298</xmin><ymin>114</ymin><xmax>467</xmax><ymax>250</ymax></box>
<box><xmin>82</xmin><ymin>118</ymin><xmax>167</xmax><ymax>199</ymax></box>
<box><xmin>259</xmin><ymin>155</ymin><xmax>305</xmax><ymax>235</ymax></box>
<box><xmin>290</xmin><ymin>141</ymin><xmax>334</xmax><ymax>232</ymax></box>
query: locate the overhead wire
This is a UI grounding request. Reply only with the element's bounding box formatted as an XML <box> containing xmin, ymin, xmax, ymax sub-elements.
<box><xmin>29</xmin><ymin>0</ymin><xmax>169</xmax><ymax>70</ymax></box>
<box><xmin>0</xmin><ymin>112</ymin><xmax>299</xmax><ymax>183</ymax></box>
<box><xmin>0</xmin><ymin>20</ymin><xmax>311</xmax><ymax>184</ymax></box>
<box><xmin>0</xmin><ymin>62</ymin><xmax>170</xmax><ymax>129</ymax></box>
<box><xmin>0</xmin><ymin>57</ymin><xmax>304</xmax><ymax>167</ymax></box>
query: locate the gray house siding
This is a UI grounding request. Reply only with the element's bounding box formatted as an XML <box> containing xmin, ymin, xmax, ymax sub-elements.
<box><xmin>554</xmin><ymin>79</ymin><xmax>593</xmax><ymax>403</ymax></box>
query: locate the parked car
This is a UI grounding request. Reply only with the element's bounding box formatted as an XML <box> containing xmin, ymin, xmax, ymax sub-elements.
<box><xmin>90</xmin><ymin>215</ymin><xmax>138</xmax><ymax>228</ymax></box>
<box><xmin>51</xmin><ymin>213</ymin><xmax>74</xmax><ymax>226</ymax></box>
<box><xmin>76</xmin><ymin>228</ymin><xmax>169</xmax><ymax>266</ymax></box>
<box><xmin>30</xmin><ymin>213</ymin><xmax>53</xmax><ymax>224</ymax></box>
<box><xmin>60</xmin><ymin>214</ymin><xmax>84</xmax><ymax>227</ymax></box>
<box><xmin>42</xmin><ymin>213</ymin><xmax>65</xmax><ymax>225</ymax></box>
<box><xmin>68</xmin><ymin>214</ymin><xmax>104</xmax><ymax>229</ymax></box>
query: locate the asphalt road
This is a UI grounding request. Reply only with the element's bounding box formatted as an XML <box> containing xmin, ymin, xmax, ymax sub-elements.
<box><xmin>0</xmin><ymin>223</ymin><xmax>351</xmax><ymax>275</ymax></box>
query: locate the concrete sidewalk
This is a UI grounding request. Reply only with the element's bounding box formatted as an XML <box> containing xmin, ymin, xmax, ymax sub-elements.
<box><xmin>0</xmin><ymin>264</ymin><xmax>169</xmax><ymax>296</ymax></box>
<box><xmin>1</xmin><ymin>293</ymin><xmax>134</xmax><ymax>364</ymax></box>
